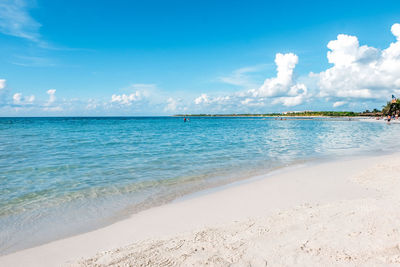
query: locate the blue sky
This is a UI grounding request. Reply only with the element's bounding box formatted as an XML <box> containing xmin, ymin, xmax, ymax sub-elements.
<box><xmin>1</xmin><ymin>0</ymin><xmax>400</xmax><ymax>115</ymax></box>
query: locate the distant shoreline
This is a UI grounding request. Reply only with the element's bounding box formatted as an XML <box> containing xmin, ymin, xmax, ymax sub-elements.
<box><xmin>172</xmin><ymin>115</ymin><xmax>378</xmax><ymax>118</ymax></box>
<box><xmin>173</xmin><ymin>112</ymin><xmax>382</xmax><ymax>117</ymax></box>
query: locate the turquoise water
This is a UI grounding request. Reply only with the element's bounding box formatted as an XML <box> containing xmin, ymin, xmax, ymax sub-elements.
<box><xmin>0</xmin><ymin>117</ymin><xmax>399</xmax><ymax>254</ymax></box>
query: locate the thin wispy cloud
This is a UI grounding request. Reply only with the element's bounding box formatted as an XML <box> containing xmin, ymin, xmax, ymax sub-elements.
<box><xmin>0</xmin><ymin>0</ymin><xmax>41</xmax><ymax>42</ymax></box>
<box><xmin>218</xmin><ymin>64</ymin><xmax>269</xmax><ymax>89</ymax></box>
<box><xmin>0</xmin><ymin>0</ymin><xmax>65</xmax><ymax>50</ymax></box>
<box><xmin>11</xmin><ymin>55</ymin><xmax>57</xmax><ymax>67</ymax></box>
<box><xmin>128</xmin><ymin>84</ymin><xmax>158</xmax><ymax>91</ymax></box>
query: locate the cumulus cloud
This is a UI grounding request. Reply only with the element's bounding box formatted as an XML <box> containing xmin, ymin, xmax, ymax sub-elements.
<box><xmin>251</xmin><ymin>53</ymin><xmax>304</xmax><ymax>97</ymax></box>
<box><xmin>46</xmin><ymin>89</ymin><xmax>56</xmax><ymax>104</ymax></box>
<box><xmin>42</xmin><ymin>89</ymin><xmax>63</xmax><ymax>111</ymax></box>
<box><xmin>391</xmin><ymin>23</ymin><xmax>400</xmax><ymax>41</ymax></box>
<box><xmin>271</xmin><ymin>83</ymin><xmax>308</xmax><ymax>107</ymax></box>
<box><xmin>0</xmin><ymin>79</ymin><xmax>6</xmax><ymax>90</ymax></box>
<box><xmin>13</xmin><ymin>92</ymin><xmax>35</xmax><ymax>105</ymax></box>
<box><xmin>194</xmin><ymin>94</ymin><xmax>210</xmax><ymax>105</ymax></box>
<box><xmin>111</xmin><ymin>91</ymin><xmax>145</xmax><ymax>105</ymax></box>
<box><xmin>110</xmin><ymin>84</ymin><xmax>155</xmax><ymax>106</ymax></box>
<box><xmin>315</xmin><ymin>23</ymin><xmax>400</xmax><ymax>100</ymax></box>
<box><xmin>246</xmin><ymin>53</ymin><xmax>309</xmax><ymax>107</ymax></box>
<box><xmin>12</xmin><ymin>93</ymin><xmax>21</xmax><ymax>104</ymax></box>
<box><xmin>194</xmin><ymin>94</ymin><xmax>232</xmax><ymax>105</ymax></box>
<box><xmin>0</xmin><ymin>0</ymin><xmax>41</xmax><ymax>42</ymax></box>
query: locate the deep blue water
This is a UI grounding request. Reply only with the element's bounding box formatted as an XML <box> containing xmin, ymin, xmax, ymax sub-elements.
<box><xmin>0</xmin><ymin>116</ymin><xmax>399</xmax><ymax>254</ymax></box>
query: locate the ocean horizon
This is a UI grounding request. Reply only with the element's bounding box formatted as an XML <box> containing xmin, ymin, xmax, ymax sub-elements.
<box><xmin>1</xmin><ymin>117</ymin><xmax>399</xmax><ymax>255</ymax></box>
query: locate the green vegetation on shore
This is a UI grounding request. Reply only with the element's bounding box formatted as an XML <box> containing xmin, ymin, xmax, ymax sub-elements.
<box><xmin>174</xmin><ymin>97</ymin><xmax>400</xmax><ymax>117</ymax></box>
<box><xmin>382</xmin><ymin>99</ymin><xmax>400</xmax><ymax>115</ymax></box>
<box><xmin>174</xmin><ymin>111</ymin><xmax>377</xmax><ymax>117</ymax></box>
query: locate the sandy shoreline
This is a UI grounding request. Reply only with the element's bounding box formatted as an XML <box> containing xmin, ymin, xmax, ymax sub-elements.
<box><xmin>359</xmin><ymin>117</ymin><xmax>400</xmax><ymax>123</ymax></box>
<box><xmin>1</xmin><ymin>153</ymin><xmax>400</xmax><ymax>266</ymax></box>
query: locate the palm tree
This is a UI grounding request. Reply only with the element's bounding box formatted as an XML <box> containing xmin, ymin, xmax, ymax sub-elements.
<box><xmin>382</xmin><ymin>101</ymin><xmax>391</xmax><ymax>115</ymax></box>
<box><xmin>382</xmin><ymin>99</ymin><xmax>400</xmax><ymax>115</ymax></box>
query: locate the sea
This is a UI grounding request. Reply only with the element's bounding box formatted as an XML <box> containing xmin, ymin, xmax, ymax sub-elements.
<box><xmin>1</xmin><ymin>116</ymin><xmax>399</xmax><ymax>254</ymax></box>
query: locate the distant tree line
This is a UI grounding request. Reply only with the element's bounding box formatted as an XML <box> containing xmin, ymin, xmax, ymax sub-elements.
<box><xmin>174</xmin><ymin>111</ymin><xmax>361</xmax><ymax>117</ymax></box>
<box><xmin>175</xmin><ymin>98</ymin><xmax>400</xmax><ymax>117</ymax></box>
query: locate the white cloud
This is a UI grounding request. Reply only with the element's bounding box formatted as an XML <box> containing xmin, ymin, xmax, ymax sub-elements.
<box><xmin>0</xmin><ymin>0</ymin><xmax>41</xmax><ymax>42</ymax></box>
<box><xmin>13</xmin><ymin>92</ymin><xmax>35</xmax><ymax>105</ymax></box>
<box><xmin>13</xmin><ymin>93</ymin><xmax>22</xmax><ymax>104</ymax></box>
<box><xmin>240</xmin><ymin>98</ymin><xmax>265</xmax><ymax>107</ymax></box>
<box><xmin>42</xmin><ymin>89</ymin><xmax>62</xmax><ymax>111</ymax></box>
<box><xmin>333</xmin><ymin>101</ymin><xmax>346</xmax><ymax>108</ymax></box>
<box><xmin>391</xmin><ymin>23</ymin><xmax>400</xmax><ymax>41</ymax></box>
<box><xmin>111</xmin><ymin>83</ymin><xmax>156</xmax><ymax>106</ymax></box>
<box><xmin>194</xmin><ymin>93</ymin><xmax>232</xmax><ymax>105</ymax></box>
<box><xmin>240</xmin><ymin>98</ymin><xmax>252</xmax><ymax>105</ymax></box>
<box><xmin>86</xmin><ymin>99</ymin><xmax>98</xmax><ymax>110</ymax></box>
<box><xmin>244</xmin><ymin>53</ymin><xmax>309</xmax><ymax>107</ymax></box>
<box><xmin>194</xmin><ymin>93</ymin><xmax>210</xmax><ymax>105</ymax></box>
<box><xmin>46</xmin><ymin>89</ymin><xmax>56</xmax><ymax>104</ymax></box>
<box><xmin>27</xmin><ymin>95</ymin><xmax>35</xmax><ymax>102</ymax></box>
<box><xmin>165</xmin><ymin>97</ymin><xmax>178</xmax><ymax>111</ymax></box>
<box><xmin>316</xmin><ymin>23</ymin><xmax>400</xmax><ymax>100</ymax></box>
<box><xmin>252</xmin><ymin>53</ymin><xmax>305</xmax><ymax>98</ymax></box>
<box><xmin>271</xmin><ymin>83</ymin><xmax>308</xmax><ymax>107</ymax></box>
<box><xmin>111</xmin><ymin>91</ymin><xmax>145</xmax><ymax>105</ymax></box>
<box><xmin>0</xmin><ymin>79</ymin><xmax>6</xmax><ymax>90</ymax></box>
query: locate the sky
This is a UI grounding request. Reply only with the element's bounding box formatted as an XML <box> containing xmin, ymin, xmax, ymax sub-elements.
<box><xmin>1</xmin><ymin>0</ymin><xmax>400</xmax><ymax>116</ymax></box>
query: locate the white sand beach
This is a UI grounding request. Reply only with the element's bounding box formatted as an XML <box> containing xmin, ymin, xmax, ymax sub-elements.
<box><xmin>359</xmin><ymin>117</ymin><xmax>400</xmax><ymax>124</ymax></box>
<box><xmin>2</xmin><ymin>153</ymin><xmax>400</xmax><ymax>266</ymax></box>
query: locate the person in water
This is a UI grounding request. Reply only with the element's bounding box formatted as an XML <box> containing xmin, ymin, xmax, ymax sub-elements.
<box><xmin>183</xmin><ymin>117</ymin><xmax>186</xmax><ymax>122</ymax></box>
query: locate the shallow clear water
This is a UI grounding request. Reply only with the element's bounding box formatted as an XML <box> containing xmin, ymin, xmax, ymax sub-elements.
<box><xmin>0</xmin><ymin>117</ymin><xmax>399</xmax><ymax>254</ymax></box>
